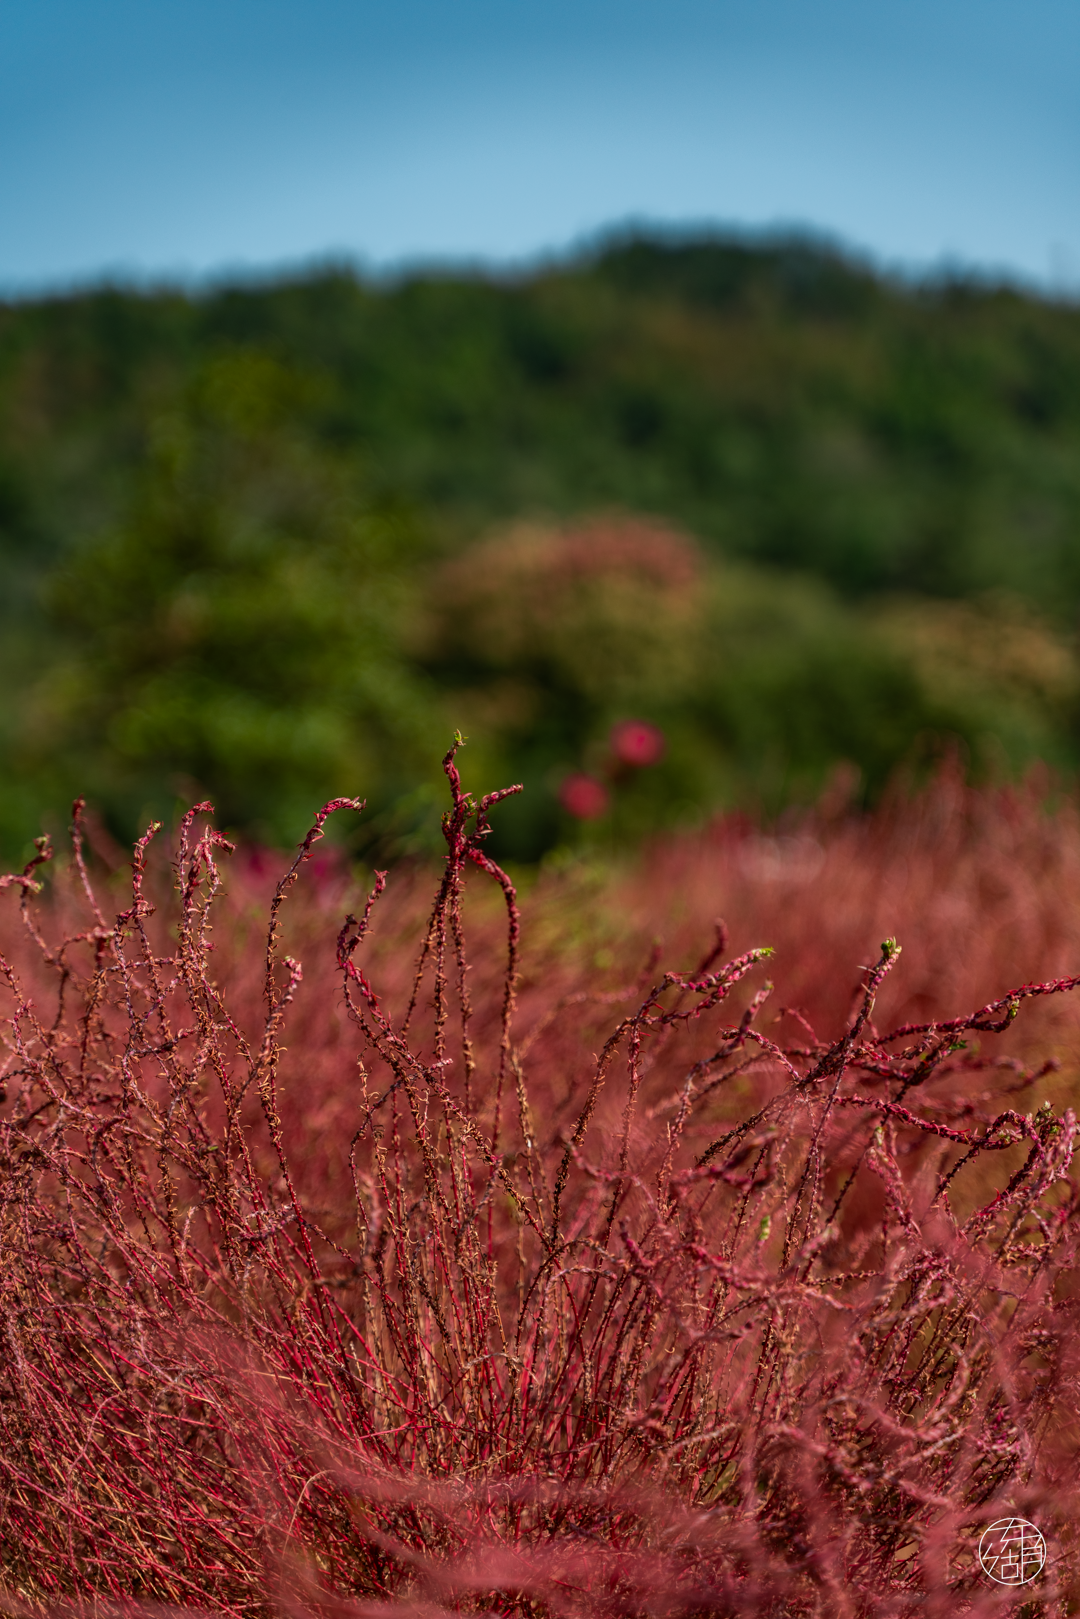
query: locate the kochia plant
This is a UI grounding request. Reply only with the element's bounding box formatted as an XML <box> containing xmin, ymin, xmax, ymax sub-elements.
<box><xmin>0</xmin><ymin>748</ymin><xmax>1077</xmax><ymax>1616</ymax></box>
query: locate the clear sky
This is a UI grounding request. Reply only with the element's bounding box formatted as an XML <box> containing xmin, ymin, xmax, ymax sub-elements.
<box><xmin>1</xmin><ymin>0</ymin><xmax>1077</xmax><ymax>292</ymax></box>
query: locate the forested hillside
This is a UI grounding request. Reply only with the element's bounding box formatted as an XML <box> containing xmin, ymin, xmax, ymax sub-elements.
<box><xmin>3</xmin><ymin>231</ymin><xmax>1080</xmax><ymax>859</ymax></box>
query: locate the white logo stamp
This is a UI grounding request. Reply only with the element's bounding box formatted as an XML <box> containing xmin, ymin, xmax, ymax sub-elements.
<box><xmin>978</xmin><ymin>1518</ymin><xmax>1046</xmax><ymax>1586</ymax></box>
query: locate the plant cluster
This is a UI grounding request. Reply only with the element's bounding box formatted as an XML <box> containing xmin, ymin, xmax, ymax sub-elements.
<box><xmin>0</xmin><ymin>754</ymin><xmax>1078</xmax><ymax>1615</ymax></box>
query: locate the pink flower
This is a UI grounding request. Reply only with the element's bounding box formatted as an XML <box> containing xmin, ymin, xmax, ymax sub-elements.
<box><xmin>559</xmin><ymin>773</ymin><xmax>610</xmax><ymax>820</ymax></box>
<box><xmin>610</xmin><ymin>719</ymin><xmax>665</xmax><ymax>768</ymax></box>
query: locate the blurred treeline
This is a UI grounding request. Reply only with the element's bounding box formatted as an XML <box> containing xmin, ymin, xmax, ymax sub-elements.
<box><xmin>2</xmin><ymin>229</ymin><xmax>1080</xmax><ymax>862</ymax></box>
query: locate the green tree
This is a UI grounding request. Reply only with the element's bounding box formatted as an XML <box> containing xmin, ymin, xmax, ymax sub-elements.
<box><xmin>22</xmin><ymin>352</ymin><xmax>444</xmax><ymax>847</ymax></box>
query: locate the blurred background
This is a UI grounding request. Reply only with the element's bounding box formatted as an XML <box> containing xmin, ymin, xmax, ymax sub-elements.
<box><xmin>2</xmin><ymin>0</ymin><xmax>1079</xmax><ymax>863</ymax></box>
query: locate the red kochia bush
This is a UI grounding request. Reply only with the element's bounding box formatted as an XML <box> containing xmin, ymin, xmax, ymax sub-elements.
<box><xmin>0</xmin><ymin>751</ymin><xmax>1079</xmax><ymax>1617</ymax></box>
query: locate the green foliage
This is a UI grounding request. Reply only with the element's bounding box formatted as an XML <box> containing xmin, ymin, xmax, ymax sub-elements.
<box><xmin>420</xmin><ymin>517</ymin><xmax>1077</xmax><ymax>859</ymax></box>
<box><xmin>11</xmin><ymin>353</ymin><xmax>443</xmax><ymax>849</ymax></box>
<box><xmin>2</xmin><ymin>230</ymin><xmax>1080</xmax><ymax>859</ymax></box>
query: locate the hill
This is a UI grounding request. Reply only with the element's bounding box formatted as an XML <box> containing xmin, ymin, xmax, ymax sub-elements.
<box><xmin>2</xmin><ymin>230</ymin><xmax>1080</xmax><ymax>858</ymax></box>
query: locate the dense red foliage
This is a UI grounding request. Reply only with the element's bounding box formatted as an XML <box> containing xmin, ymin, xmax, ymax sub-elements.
<box><xmin>0</xmin><ymin>756</ymin><xmax>1078</xmax><ymax>1616</ymax></box>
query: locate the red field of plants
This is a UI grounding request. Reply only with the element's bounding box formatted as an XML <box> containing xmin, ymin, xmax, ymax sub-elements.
<box><xmin>1</xmin><ymin>750</ymin><xmax>1078</xmax><ymax>1616</ymax></box>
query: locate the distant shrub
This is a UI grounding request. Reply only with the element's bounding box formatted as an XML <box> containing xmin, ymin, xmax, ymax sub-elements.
<box><xmin>0</xmin><ymin>755</ymin><xmax>1078</xmax><ymax>1614</ymax></box>
<box><xmin>421</xmin><ymin>517</ymin><xmax>1067</xmax><ymax>860</ymax></box>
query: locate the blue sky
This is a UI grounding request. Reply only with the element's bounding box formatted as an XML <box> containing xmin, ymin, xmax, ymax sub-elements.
<box><xmin>1</xmin><ymin>0</ymin><xmax>1077</xmax><ymax>291</ymax></box>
